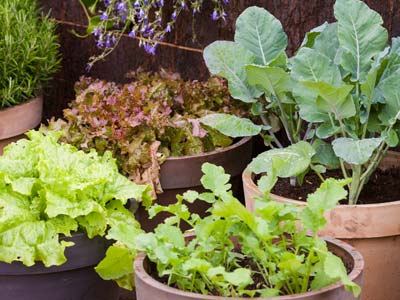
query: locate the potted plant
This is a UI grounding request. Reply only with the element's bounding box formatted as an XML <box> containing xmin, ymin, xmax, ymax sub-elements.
<box><xmin>0</xmin><ymin>0</ymin><xmax>61</xmax><ymax>154</ymax></box>
<box><xmin>132</xmin><ymin>163</ymin><xmax>363</xmax><ymax>300</ymax></box>
<box><xmin>201</xmin><ymin>1</ymin><xmax>400</xmax><ymax>299</ymax></box>
<box><xmin>0</xmin><ymin>130</ymin><xmax>151</xmax><ymax>299</ymax></box>
<box><xmin>42</xmin><ymin>70</ymin><xmax>253</xmax><ymax>231</ymax></box>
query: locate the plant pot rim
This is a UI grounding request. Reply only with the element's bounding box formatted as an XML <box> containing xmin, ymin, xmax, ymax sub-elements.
<box><xmin>0</xmin><ymin>232</ymin><xmax>109</xmax><ymax>275</ymax></box>
<box><xmin>160</xmin><ymin>136</ymin><xmax>252</xmax><ymax>190</ymax></box>
<box><xmin>134</xmin><ymin>235</ymin><xmax>363</xmax><ymax>300</ymax></box>
<box><xmin>0</xmin><ymin>96</ymin><xmax>43</xmax><ymax>140</ymax></box>
<box><xmin>243</xmin><ymin>162</ymin><xmax>400</xmax><ymax>238</ymax></box>
<box><xmin>243</xmin><ymin>167</ymin><xmax>400</xmax><ymax>208</ymax></box>
<box><xmin>165</xmin><ymin>136</ymin><xmax>251</xmax><ymax>161</ymax></box>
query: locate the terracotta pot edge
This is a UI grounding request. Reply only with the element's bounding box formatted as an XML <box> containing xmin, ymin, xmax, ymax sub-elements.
<box><xmin>134</xmin><ymin>236</ymin><xmax>363</xmax><ymax>300</ymax></box>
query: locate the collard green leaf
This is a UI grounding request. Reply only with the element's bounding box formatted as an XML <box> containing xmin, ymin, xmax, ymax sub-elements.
<box><xmin>246</xmin><ymin>65</ymin><xmax>292</xmax><ymax>100</ymax></box>
<box><xmin>248</xmin><ymin>141</ymin><xmax>315</xmax><ymax>176</ymax></box>
<box><xmin>302</xmin><ymin>81</ymin><xmax>355</xmax><ymax>120</ymax></box>
<box><xmin>291</xmin><ymin>47</ymin><xmax>342</xmax><ymax>86</ymax></box>
<box><xmin>234</xmin><ymin>6</ymin><xmax>287</xmax><ymax>65</ymax></box>
<box><xmin>334</xmin><ymin>0</ymin><xmax>388</xmax><ymax>81</ymax></box>
<box><xmin>200</xmin><ymin>113</ymin><xmax>261</xmax><ymax>138</ymax></box>
<box><xmin>203</xmin><ymin>41</ymin><xmax>261</xmax><ymax>102</ymax></box>
<box><xmin>332</xmin><ymin>137</ymin><xmax>383</xmax><ymax>165</ymax></box>
<box><xmin>300</xmin><ymin>22</ymin><xmax>328</xmax><ymax>49</ymax></box>
<box><xmin>312</xmin><ymin>23</ymin><xmax>340</xmax><ymax>62</ymax></box>
<box><xmin>378</xmin><ymin>73</ymin><xmax>400</xmax><ymax>124</ymax></box>
<box><xmin>311</xmin><ymin>140</ymin><xmax>340</xmax><ymax>169</ymax></box>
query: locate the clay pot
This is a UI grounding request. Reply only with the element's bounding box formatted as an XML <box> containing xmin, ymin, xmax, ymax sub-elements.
<box><xmin>243</xmin><ymin>151</ymin><xmax>400</xmax><ymax>300</ymax></box>
<box><xmin>0</xmin><ymin>97</ymin><xmax>43</xmax><ymax>154</ymax></box>
<box><xmin>134</xmin><ymin>236</ymin><xmax>364</xmax><ymax>300</ymax></box>
<box><xmin>0</xmin><ymin>233</ymin><xmax>119</xmax><ymax>300</ymax></box>
<box><xmin>135</xmin><ymin>136</ymin><xmax>253</xmax><ymax>232</ymax></box>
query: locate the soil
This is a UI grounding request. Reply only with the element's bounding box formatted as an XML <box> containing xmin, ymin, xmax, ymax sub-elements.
<box><xmin>271</xmin><ymin>167</ymin><xmax>400</xmax><ymax>204</ymax></box>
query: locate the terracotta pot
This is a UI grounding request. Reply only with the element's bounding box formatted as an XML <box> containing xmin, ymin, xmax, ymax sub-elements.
<box><xmin>135</xmin><ymin>137</ymin><xmax>253</xmax><ymax>232</ymax></box>
<box><xmin>0</xmin><ymin>97</ymin><xmax>43</xmax><ymax>154</ymax></box>
<box><xmin>0</xmin><ymin>233</ymin><xmax>119</xmax><ymax>300</ymax></box>
<box><xmin>243</xmin><ymin>151</ymin><xmax>400</xmax><ymax>300</ymax></box>
<box><xmin>134</xmin><ymin>236</ymin><xmax>364</xmax><ymax>300</ymax></box>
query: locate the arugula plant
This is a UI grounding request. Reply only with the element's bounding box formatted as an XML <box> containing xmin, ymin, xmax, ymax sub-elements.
<box><xmin>202</xmin><ymin>0</ymin><xmax>400</xmax><ymax>204</ymax></box>
<box><xmin>0</xmin><ymin>131</ymin><xmax>151</xmax><ymax>289</ymax></box>
<box><xmin>130</xmin><ymin>163</ymin><xmax>360</xmax><ymax>297</ymax></box>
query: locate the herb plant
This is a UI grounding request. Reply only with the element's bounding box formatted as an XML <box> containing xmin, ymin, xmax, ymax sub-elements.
<box><xmin>129</xmin><ymin>163</ymin><xmax>361</xmax><ymax>297</ymax></box>
<box><xmin>79</xmin><ymin>0</ymin><xmax>230</xmax><ymax>69</ymax></box>
<box><xmin>0</xmin><ymin>130</ymin><xmax>150</xmax><ymax>289</ymax></box>
<box><xmin>43</xmin><ymin>70</ymin><xmax>248</xmax><ymax>196</ymax></box>
<box><xmin>202</xmin><ymin>0</ymin><xmax>400</xmax><ymax>204</ymax></box>
<box><xmin>0</xmin><ymin>0</ymin><xmax>61</xmax><ymax>108</ymax></box>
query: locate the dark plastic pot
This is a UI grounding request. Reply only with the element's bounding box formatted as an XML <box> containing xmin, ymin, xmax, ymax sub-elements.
<box><xmin>134</xmin><ymin>236</ymin><xmax>364</xmax><ymax>300</ymax></box>
<box><xmin>135</xmin><ymin>137</ymin><xmax>253</xmax><ymax>232</ymax></box>
<box><xmin>0</xmin><ymin>233</ymin><xmax>119</xmax><ymax>300</ymax></box>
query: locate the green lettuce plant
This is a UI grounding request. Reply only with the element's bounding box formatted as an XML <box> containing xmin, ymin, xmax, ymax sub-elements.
<box><xmin>128</xmin><ymin>163</ymin><xmax>360</xmax><ymax>297</ymax></box>
<box><xmin>0</xmin><ymin>0</ymin><xmax>61</xmax><ymax>108</ymax></box>
<box><xmin>202</xmin><ymin>0</ymin><xmax>400</xmax><ymax>204</ymax></box>
<box><xmin>0</xmin><ymin>130</ymin><xmax>150</xmax><ymax>289</ymax></box>
<box><xmin>43</xmin><ymin>70</ymin><xmax>248</xmax><ymax>197</ymax></box>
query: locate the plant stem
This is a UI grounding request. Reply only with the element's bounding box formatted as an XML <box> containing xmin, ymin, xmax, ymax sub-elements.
<box><xmin>260</xmin><ymin>113</ymin><xmax>283</xmax><ymax>148</ymax></box>
<box><xmin>268</xmin><ymin>95</ymin><xmax>295</xmax><ymax>145</ymax></box>
<box><xmin>348</xmin><ymin>165</ymin><xmax>361</xmax><ymax>205</ymax></box>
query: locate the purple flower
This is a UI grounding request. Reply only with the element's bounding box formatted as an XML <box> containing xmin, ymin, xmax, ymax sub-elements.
<box><xmin>93</xmin><ymin>27</ymin><xmax>102</xmax><ymax>36</ymax></box>
<box><xmin>223</xmin><ymin>0</ymin><xmax>229</xmax><ymax>3</ymax></box>
<box><xmin>192</xmin><ymin>8</ymin><xmax>198</xmax><ymax>15</ymax></box>
<box><xmin>171</xmin><ymin>11</ymin><xmax>177</xmax><ymax>20</ymax></box>
<box><xmin>165</xmin><ymin>24</ymin><xmax>172</xmax><ymax>32</ymax></box>
<box><xmin>100</xmin><ymin>12</ymin><xmax>108</xmax><ymax>21</ymax></box>
<box><xmin>211</xmin><ymin>10</ymin><xmax>218</xmax><ymax>21</ymax></box>
<box><xmin>138</xmin><ymin>9</ymin><xmax>145</xmax><ymax>18</ymax></box>
<box><xmin>134</xmin><ymin>0</ymin><xmax>140</xmax><ymax>9</ymax></box>
<box><xmin>104</xmin><ymin>0</ymin><xmax>111</xmax><ymax>6</ymax></box>
<box><xmin>181</xmin><ymin>1</ymin><xmax>186</xmax><ymax>9</ymax></box>
<box><xmin>128</xmin><ymin>30</ymin><xmax>136</xmax><ymax>38</ymax></box>
<box><xmin>144</xmin><ymin>0</ymin><xmax>149</xmax><ymax>5</ymax></box>
<box><xmin>116</xmin><ymin>2</ymin><xmax>126</xmax><ymax>12</ymax></box>
<box><xmin>157</xmin><ymin>0</ymin><xmax>164</xmax><ymax>7</ymax></box>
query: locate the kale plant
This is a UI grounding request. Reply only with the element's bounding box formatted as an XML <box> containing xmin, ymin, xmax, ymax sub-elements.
<box><xmin>202</xmin><ymin>0</ymin><xmax>400</xmax><ymax>204</ymax></box>
<box><xmin>43</xmin><ymin>70</ymin><xmax>248</xmax><ymax>197</ymax></box>
<box><xmin>0</xmin><ymin>0</ymin><xmax>61</xmax><ymax>108</ymax></box>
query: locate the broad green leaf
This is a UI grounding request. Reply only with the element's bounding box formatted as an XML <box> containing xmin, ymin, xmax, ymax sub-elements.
<box><xmin>311</xmin><ymin>140</ymin><xmax>340</xmax><ymax>169</ymax></box>
<box><xmin>303</xmin><ymin>81</ymin><xmax>355</xmax><ymax>120</ymax></box>
<box><xmin>378</xmin><ymin>74</ymin><xmax>400</xmax><ymax>124</ymax></box>
<box><xmin>246</xmin><ymin>65</ymin><xmax>292</xmax><ymax>100</ymax></box>
<box><xmin>300</xmin><ymin>22</ymin><xmax>328</xmax><ymax>48</ymax></box>
<box><xmin>200</xmin><ymin>113</ymin><xmax>262</xmax><ymax>138</ymax></box>
<box><xmin>203</xmin><ymin>41</ymin><xmax>261</xmax><ymax>102</ymax></box>
<box><xmin>234</xmin><ymin>6</ymin><xmax>287</xmax><ymax>65</ymax></box>
<box><xmin>294</xmin><ymin>90</ymin><xmax>330</xmax><ymax>123</ymax></box>
<box><xmin>334</xmin><ymin>0</ymin><xmax>388</xmax><ymax>81</ymax></box>
<box><xmin>291</xmin><ymin>47</ymin><xmax>342</xmax><ymax>86</ymax></box>
<box><xmin>312</xmin><ymin>23</ymin><xmax>340</xmax><ymax>62</ymax></box>
<box><xmin>95</xmin><ymin>245</ymin><xmax>134</xmax><ymax>283</ymax></box>
<box><xmin>315</xmin><ymin>122</ymin><xmax>340</xmax><ymax>139</ymax></box>
<box><xmin>248</xmin><ymin>141</ymin><xmax>315</xmax><ymax>176</ymax></box>
<box><xmin>332</xmin><ymin>137</ymin><xmax>383</xmax><ymax>165</ymax></box>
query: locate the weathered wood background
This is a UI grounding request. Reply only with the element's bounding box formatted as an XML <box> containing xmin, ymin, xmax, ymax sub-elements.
<box><xmin>39</xmin><ymin>0</ymin><xmax>400</xmax><ymax>120</ymax></box>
